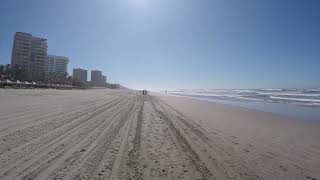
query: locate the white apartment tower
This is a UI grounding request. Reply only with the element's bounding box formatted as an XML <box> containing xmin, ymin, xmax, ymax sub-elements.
<box><xmin>44</xmin><ymin>55</ymin><xmax>69</xmax><ymax>75</ymax></box>
<box><xmin>11</xmin><ymin>32</ymin><xmax>48</xmax><ymax>80</ymax></box>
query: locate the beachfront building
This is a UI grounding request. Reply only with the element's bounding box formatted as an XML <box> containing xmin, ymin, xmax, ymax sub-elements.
<box><xmin>44</xmin><ymin>55</ymin><xmax>69</xmax><ymax>75</ymax></box>
<box><xmin>73</xmin><ymin>68</ymin><xmax>87</xmax><ymax>83</ymax></box>
<box><xmin>11</xmin><ymin>32</ymin><xmax>48</xmax><ymax>81</ymax></box>
<box><xmin>91</xmin><ymin>70</ymin><xmax>106</xmax><ymax>87</ymax></box>
<box><xmin>102</xmin><ymin>75</ymin><xmax>107</xmax><ymax>84</ymax></box>
<box><xmin>44</xmin><ymin>55</ymin><xmax>69</xmax><ymax>83</ymax></box>
<box><xmin>91</xmin><ymin>70</ymin><xmax>102</xmax><ymax>87</ymax></box>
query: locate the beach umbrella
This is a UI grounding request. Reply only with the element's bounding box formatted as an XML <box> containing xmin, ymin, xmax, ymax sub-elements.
<box><xmin>25</xmin><ymin>81</ymin><xmax>31</xmax><ymax>85</ymax></box>
<box><xmin>16</xmin><ymin>80</ymin><xmax>22</xmax><ymax>84</ymax></box>
<box><xmin>32</xmin><ymin>81</ymin><xmax>37</xmax><ymax>85</ymax></box>
<box><xmin>6</xmin><ymin>79</ymin><xmax>12</xmax><ymax>83</ymax></box>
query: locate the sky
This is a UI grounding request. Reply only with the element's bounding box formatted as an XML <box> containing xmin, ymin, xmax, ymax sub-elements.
<box><xmin>0</xmin><ymin>0</ymin><xmax>320</xmax><ymax>89</ymax></box>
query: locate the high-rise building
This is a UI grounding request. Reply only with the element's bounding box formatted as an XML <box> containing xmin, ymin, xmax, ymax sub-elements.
<box><xmin>102</xmin><ymin>75</ymin><xmax>107</xmax><ymax>84</ymax></box>
<box><xmin>91</xmin><ymin>70</ymin><xmax>103</xmax><ymax>87</ymax></box>
<box><xmin>73</xmin><ymin>68</ymin><xmax>87</xmax><ymax>83</ymax></box>
<box><xmin>44</xmin><ymin>55</ymin><xmax>69</xmax><ymax>75</ymax></box>
<box><xmin>11</xmin><ymin>32</ymin><xmax>48</xmax><ymax>80</ymax></box>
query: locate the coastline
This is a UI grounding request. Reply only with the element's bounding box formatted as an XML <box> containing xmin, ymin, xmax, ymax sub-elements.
<box><xmin>153</xmin><ymin>92</ymin><xmax>320</xmax><ymax>179</ymax></box>
<box><xmin>0</xmin><ymin>89</ymin><xmax>319</xmax><ymax>179</ymax></box>
<box><xmin>163</xmin><ymin>91</ymin><xmax>320</xmax><ymax>122</ymax></box>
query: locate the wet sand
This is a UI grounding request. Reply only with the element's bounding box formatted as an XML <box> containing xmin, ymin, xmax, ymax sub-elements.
<box><xmin>155</xmin><ymin>93</ymin><xmax>320</xmax><ymax>180</ymax></box>
<box><xmin>0</xmin><ymin>89</ymin><xmax>319</xmax><ymax>179</ymax></box>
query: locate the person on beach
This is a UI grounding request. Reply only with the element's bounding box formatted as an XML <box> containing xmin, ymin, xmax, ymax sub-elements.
<box><xmin>142</xmin><ymin>89</ymin><xmax>147</xmax><ymax>95</ymax></box>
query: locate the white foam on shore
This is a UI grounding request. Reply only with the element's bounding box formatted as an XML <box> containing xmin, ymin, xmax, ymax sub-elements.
<box><xmin>164</xmin><ymin>88</ymin><xmax>320</xmax><ymax>107</ymax></box>
<box><xmin>258</xmin><ymin>92</ymin><xmax>320</xmax><ymax>97</ymax></box>
<box><xmin>270</xmin><ymin>96</ymin><xmax>320</xmax><ymax>102</ymax></box>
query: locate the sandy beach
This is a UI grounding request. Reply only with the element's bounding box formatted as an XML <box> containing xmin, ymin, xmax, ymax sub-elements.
<box><xmin>0</xmin><ymin>89</ymin><xmax>319</xmax><ymax>180</ymax></box>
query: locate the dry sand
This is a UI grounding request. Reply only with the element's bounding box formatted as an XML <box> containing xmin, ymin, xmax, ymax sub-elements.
<box><xmin>0</xmin><ymin>89</ymin><xmax>319</xmax><ymax>180</ymax></box>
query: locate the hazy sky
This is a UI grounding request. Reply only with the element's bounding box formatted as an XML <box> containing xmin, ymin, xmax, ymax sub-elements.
<box><xmin>0</xmin><ymin>0</ymin><xmax>320</xmax><ymax>89</ymax></box>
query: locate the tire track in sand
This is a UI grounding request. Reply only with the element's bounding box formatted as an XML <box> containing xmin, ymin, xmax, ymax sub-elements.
<box><xmin>0</xmin><ymin>96</ymin><xmax>129</xmax><ymax>179</ymax></box>
<box><xmin>0</xmin><ymin>91</ymin><xmax>263</xmax><ymax>180</ymax></box>
<box><xmin>148</xmin><ymin>96</ymin><xmax>213</xmax><ymax>180</ymax></box>
<box><xmin>125</xmin><ymin>96</ymin><xmax>144</xmax><ymax>180</ymax></box>
<box><xmin>91</xmin><ymin>96</ymin><xmax>143</xmax><ymax>180</ymax></box>
<box><xmin>152</xmin><ymin>96</ymin><xmax>261</xmax><ymax>180</ymax></box>
<box><xmin>0</xmin><ymin>96</ymin><xmax>122</xmax><ymax>155</ymax></box>
<box><xmin>63</xmin><ymin>94</ymin><xmax>140</xmax><ymax>180</ymax></box>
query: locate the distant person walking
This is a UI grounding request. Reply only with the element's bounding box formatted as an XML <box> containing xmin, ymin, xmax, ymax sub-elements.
<box><xmin>142</xmin><ymin>89</ymin><xmax>147</xmax><ymax>95</ymax></box>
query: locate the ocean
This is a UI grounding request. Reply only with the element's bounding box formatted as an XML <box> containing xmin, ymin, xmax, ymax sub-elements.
<box><xmin>161</xmin><ymin>88</ymin><xmax>320</xmax><ymax>121</ymax></box>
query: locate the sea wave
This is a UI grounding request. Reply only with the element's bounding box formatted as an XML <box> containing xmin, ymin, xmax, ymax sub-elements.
<box><xmin>269</xmin><ymin>96</ymin><xmax>320</xmax><ymax>102</ymax></box>
<box><xmin>165</xmin><ymin>88</ymin><xmax>320</xmax><ymax>107</ymax></box>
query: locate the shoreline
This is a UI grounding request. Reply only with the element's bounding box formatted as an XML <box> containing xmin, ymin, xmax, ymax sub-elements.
<box><xmin>153</xmin><ymin>92</ymin><xmax>320</xmax><ymax>131</ymax></box>
<box><xmin>153</xmin><ymin>92</ymin><xmax>320</xmax><ymax>179</ymax></box>
<box><xmin>0</xmin><ymin>89</ymin><xmax>319</xmax><ymax>179</ymax></box>
<box><xmin>160</xmin><ymin>92</ymin><xmax>320</xmax><ymax>122</ymax></box>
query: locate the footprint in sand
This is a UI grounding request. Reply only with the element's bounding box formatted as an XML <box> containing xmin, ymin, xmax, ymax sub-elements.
<box><xmin>279</xmin><ymin>165</ymin><xmax>288</xmax><ymax>172</ymax></box>
<box><xmin>243</xmin><ymin>149</ymin><xmax>250</xmax><ymax>153</ymax></box>
<box><xmin>305</xmin><ymin>175</ymin><xmax>317</xmax><ymax>180</ymax></box>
